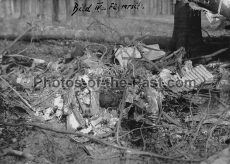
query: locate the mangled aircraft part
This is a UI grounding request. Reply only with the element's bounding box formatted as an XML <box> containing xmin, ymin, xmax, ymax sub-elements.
<box><xmin>115</xmin><ymin>43</ymin><xmax>165</xmax><ymax>69</ymax></box>
<box><xmin>115</xmin><ymin>46</ymin><xmax>141</xmax><ymax>69</ymax></box>
<box><xmin>181</xmin><ymin>64</ymin><xmax>214</xmax><ymax>84</ymax></box>
<box><xmin>138</xmin><ymin>44</ymin><xmax>165</xmax><ymax>61</ymax></box>
<box><xmin>160</xmin><ymin>61</ymin><xmax>214</xmax><ymax>92</ymax></box>
<box><xmin>67</xmin><ymin>112</ymin><xmax>81</xmax><ymax>131</ymax></box>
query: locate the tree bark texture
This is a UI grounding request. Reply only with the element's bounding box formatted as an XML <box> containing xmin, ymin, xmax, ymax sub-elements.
<box><xmin>167</xmin><ymin>0</ymin><xmax>204</xmax><ymax>58</ymax></box>
<box><xmin>53</xmin><ymin>0</ymin><xmax>60</xmax><ymax>23</ymax></box>
<box><xmin>19</xmin><ymin>0</ymin><xmax>27</xmax><ymax>19</ymax></box>
<box><xmin>65</xmin><ymin>0</ymin><xmax>71</xmax><ymax>23</ymax></box>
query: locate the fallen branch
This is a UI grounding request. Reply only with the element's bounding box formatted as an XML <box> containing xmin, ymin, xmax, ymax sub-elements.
<box><xmin>5</xmin><ymin>48</ymin><xmax>29</xmax><ymax>58</ymax></box>
<box><xmin>162</xmin><ymin>111</ymin><xmax>182</xmax><ymax>127</ymax></box>
<box><xmin>140</xmin><ymin>122</ymin><xmax>146</xmax><ymax>150</ymax></box>
<box><xmin>0</xmin><ymin>25</ymin><xmax>36</xmax><ymax>55</ymax></box>
<box><xmin>188</xmin><ymin>48</ymin><xmax>229</xmax><ymax>60</ymax></box>
<box><xmin>0</xmin><ymin>149</ymin><xmax>34</xmax><ymax>160</ymax></box>
<box><xmin>0</xmin><ymin>76</ymin><xmax>35</xmax><ymax>115</ymax></box>
<box><xmin>0</xmin><ymin>121</ymin><xmax>204</xmax><ymax>162</ymax></box>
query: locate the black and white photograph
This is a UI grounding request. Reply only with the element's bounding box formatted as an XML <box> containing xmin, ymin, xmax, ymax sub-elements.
<box><xmin>1</xmin><ymin>0</ymin><xmax>230</xmax><ymax>163</ymax></box>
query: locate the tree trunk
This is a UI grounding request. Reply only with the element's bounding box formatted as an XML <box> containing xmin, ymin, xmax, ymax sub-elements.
<box><xmin>132</xmin><ymin>0</ymin><xmax>137</xmax><ymax>16</ymax></box>
<box><xmin>167</xmin><ymin>0</ymin><xmax>204</xmax><ymax>58</ymax></box>
<box><xmin>156</xmin><ymin>0</ymin><xmax>160</xmax><ymax>15</ymax></box>
<box><xmin>148</xmin><ymin>0</ymin><xmax>152</xmax><ymax>15</ymax></box>
<box><xmin>53</xmin><ymin>0</ymin><xmax>60</xmax><ymax>23</ymax></box>
<box><xmin>153</xmin><ymin>0</ymin><xmax>157</xmax><ymax>15</ymax></box>
<box><xmin>96</xmin><ymin>0</ymin><xmax>102</xmax><ymax>14</ymax></box>
<box><xmin>65</xmin><ymin>0</ymin><xmax>71</xmax><ymax>24</ymax></box>
<box><xmin>19</xmin><ymin>0</ymin><xmax>27</xmax><ymax>19</ymax></box>
<box><xmin>10</xmin><ymin>0</ymin><xmax>15</xmax><ymax>15</ymax></box>
<box><xmin>28</xmin><ymin>0</ymin><xmax>32</xmax><ymax>15</ymax></box>
<box><xmin>2</xmin><ymin>0</ymin><xmax>7</xmax><ymax>17</ymax></box>
<box><xmin>106</xmin><ymin>0</ymin><xmax>111</xmax><ymax>17</ymax></box>
<box><xmin>82</xmin><ymin>0</ymin><xmax>88</xmax><ymax>16</ymax></box>
<box><xmin>115</xmin><ymin>0</ymin><xmax>121</xmax><ymax>17</ymax></box>
<box><xmin>4</xmin><ymin>0</ymin><xmax>11</xmax><ymax>16</ymax></box>
<box><xmin>37</xmin><ymin>0</ymin><xmax>45</xmax><ymax>19</ymax></box>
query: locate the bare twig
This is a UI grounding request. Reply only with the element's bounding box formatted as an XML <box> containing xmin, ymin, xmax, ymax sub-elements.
<box><xmin>188</xmin><ymin>48</ymin><xmax>229</xmax><ymax>60</ymax></box>
<box><xmin>116</xmin><ymin>89</ymin><xmax>127</xmax><ymax>146</ymax></box>
<box><xmin>189</xmin><ymin>82</ymin><xmax>206</xmax><ymax>127</ymax></box>
<box><xmin>140</xmin><ymin>122</ymin><xmax>146</xmax><ymax>150</ymax></box>
<box><xmin>0</xmin><ymin>121</ymin><xmax>204</xmax><ymax>161</ymax></box>
<box><xmin>0</xmin><ymin>76</ymin><xmax>35</xmax><ymax>115</ymax></box>
<box><xmin>162</xmin><ymin>111</ymin><xmax>182</xmax><ymax>127</ymax></box>
<box><xmin>163</xmin><ymin>47</ymin><xmax>184</xmax><ymax>60</ymax></box>
<box><xmin>201</xmin><ymin>28</ymin><xmax>211</xmax><ymax>39</ymax></box>
<box><xmin>6</xmin><ymin>48</ymin><xmax>28</xmax><ymax>58</ymax></box>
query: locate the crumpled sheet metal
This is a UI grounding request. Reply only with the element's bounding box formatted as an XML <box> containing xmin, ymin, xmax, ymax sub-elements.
<box><xmin>115</xmin><ymin>46</ymin><xmax>141</xmax><ymax>69</ymax></box>
<box><xmin>139</xmin><ymin>44</ymin><xmax>165</xmax><ymax>61</ymax></box>
<box><xmin>67</xmin><ymin>112</ymin><xmax>80</xmax><ymax>130</ymax></box>
<box><xmin>67</xmin><ymin>105</ymin><xmax>86</xmax><ymax>131</ymax></box>
<box><xmin>181</xmin><ymin>63</ymin><xmax>214</xmax><ymax>85</ymax></box>
<box><xmin>160</xmin><ymin>62</ymin><xmax>214</xmax><ymax>93</ymax></box>
<box><xmin>115</xmin><ymin>44</ymin><xmax>165</xmax><ymax>69</ymax></box>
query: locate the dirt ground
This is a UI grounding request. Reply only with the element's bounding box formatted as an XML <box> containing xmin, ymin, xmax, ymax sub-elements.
<box><xmin>0</xmin><ymin>14</ymin><xmax>229</xmax><ymax>43</ymax></box>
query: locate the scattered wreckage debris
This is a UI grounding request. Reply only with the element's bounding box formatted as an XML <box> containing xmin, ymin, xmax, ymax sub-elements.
<box><xmin>1</xmin><ymin>34</ymin><xmax>230</xmax><ymax>163</ymax></box>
